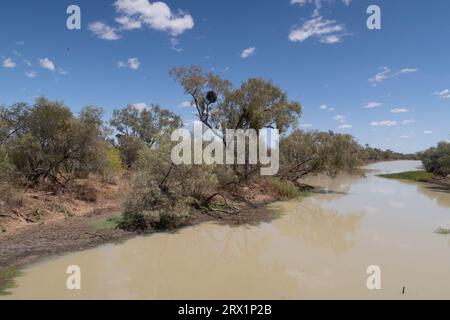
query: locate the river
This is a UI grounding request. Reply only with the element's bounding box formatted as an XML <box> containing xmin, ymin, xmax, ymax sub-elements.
<box><xmin>3</xmin><ymin>161</ymin><xmax>450</xmax><ymax>299</ymax></box>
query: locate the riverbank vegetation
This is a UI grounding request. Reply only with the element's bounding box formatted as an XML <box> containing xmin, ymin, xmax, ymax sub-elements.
<box><xmin>379</xmin><ymin>141</ymin><xmax>450</xmax><ymax>187</ymax></box>
<box><xmin>435</xmin><ymin>227</ymin><xmax>450</xmax><ymax>235</ymax></box>
<box><xmin>1</xmin><ymin>65</ymin><xmax>417</xmax><ymax>235</ymax></box>
<box><xmin>378</xmin><ymin>171</ymin><xmax>434</xmax><ymax>182</ymax></box>
<box><xmin>0</xmin><ymin>267</ymin><xmax>21</xmax><ymax>295</ymax></box>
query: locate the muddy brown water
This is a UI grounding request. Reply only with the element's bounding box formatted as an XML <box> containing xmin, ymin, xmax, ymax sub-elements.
<box><xmin>3</xmin><ymin>161</ymin><xmax>450</xmax><ymax>299</ymax></box>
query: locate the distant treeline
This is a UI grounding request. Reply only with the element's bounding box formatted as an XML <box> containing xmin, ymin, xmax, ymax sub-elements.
<box><xmin>0</xmin><ymin>65</ymin><xmax>421</xmax><ymax>231</ymax></box>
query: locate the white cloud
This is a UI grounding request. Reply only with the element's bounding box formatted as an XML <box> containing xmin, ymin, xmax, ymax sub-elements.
<box><xmin>370</xmin><ymin>120</ymin><xmax>397</xmax><ymax>127</ymax></box>
<box><xmin>3</xmin><ymin>58</ymin><xmax>17</xmax><ymax>68</ymax></box>
<box><xmin>288</xmin><ymin>17</ymin><xmax>346</xmax><ymax>44</ymax></box>
<box><xmin>299</xmin><ymin>123</ymin><xmax>313</xmax><ymax>128</ymax></box>
<box><xmin>402</xmin><ymin>119</ymin><xmax>415</xmax><ymax>125</ymax></box>
<box><xmin>117</xmin><ymin>57</ymin><xmax>140</xmax><ymax>70</ymax></box>
<box><xmin>363</xmin><ymin>101</ymin><xmax>382</xmax><ymax>109</ymax></box>
<box><xmin>400</xmin><ymin>134</ymin><xmax>412</xmax><ymax>139</ymax></box>
<box><xmin>319</xmin><ymin>104</ymin><xmax>334</xmax><ymax>111</ymax></box>
<box><xmin>390</xmin><ymin>108</ymin><xmax>409</xmax><ymax>113</ymax></box>
<box><xmin>333</xmin><ymin>114</ymin><xmax>346</xmax><ymax>122</ymax></box>
<box><xmin>39</xmin><ymin>58</ymin><xmax>55</xmax><ymax>72</ymax></box>
<box><xmin>423</xmin><ymin>130</ymin><xmax>433</xmax><ymax>135</ymax></box>
<box><xmin>23</xmin><ymin>60</ymin><xmax>32</xmax><ymax>67</ymax></box>
<box><xmin>132</xmin><ymin>103</ymin><xmax>147</xmax><ymax>112</ymax></box>
<box><xmin>25</xmin><ymin>71</ymin><xmax>37</xmax><ymax>78</ymax></box>
<box><xmin>433</xmin><ymin>89</ymin><xmax>450</xmax><ymax>99</ymax></box>
<box><xmin>339</xmin><ymin>124</ymin><xmax>352</xmax><ymax>129</ymax></box>
<box><xmin>178</xmin><ymin>101</ymin><xmax>192</xmax><ymax>108</ymax></box>
<box><xmin>128</xmin><ymin>57</ymin><xmax>140</xmax><ymax>70</ymax></box>
<box><xmin>369</xmin><ymin>67</ymin><xmax>418</xmax><ymax>86</ymax></box>
<box><xmin>115</xmin><ymin>15</ymin><xmax>142</xmax><ymax>30</ymax></box>
<box><xmin>290</xmin><ymin>0</ymin><xmax>352</xmax><ymax>18</ymax></box>
<box><xmin>114</xmin><ymin>0</ymin><xmax>194</xmax><ymax>36</ymax></box>
<box><xmin>398</xmin><ymin>68</ymin><xmax>419</xmax><ymax>74</ymax></box>
<box><xmin>59</xmin><ymin>68</ymin><xmax>68</xmax><ymax>75</ymax></box>
<box><xmin>89</xmin><ymin>21</ymin><xmax>122</xmax><ymax>40</ymax></box>
<box><xmin>170</xmin><ymin>38</ymin><xmax>183</xmax><ymax>52</ymax></box>
<box><xmin>240</xmin><ymin>47</ymin><xmax>256</xmax><ymax>59</ymax></box>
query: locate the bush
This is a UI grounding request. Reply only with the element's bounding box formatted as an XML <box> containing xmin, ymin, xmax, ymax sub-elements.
<box><xmin>119</xmin><ymin>173</ymin><xmax>191</xmax><ymax>231</ymax></box>
<box><xmin>119</xmin><ymin>141</ymin><xmax>218</xmax><ymax>231</ymax></box>
<box><xmin>0</xmin><ymin>147</ymin><xmax>13</xmax><ymax>180</ymax></box>
<box><xmin>265</xmin><ymin>178</ymin><xmax>302</xmax><ymax>200</ymax></box>
<box><xmin>421</xmin><ymin>142</ymin><xmax>450</xmax><ymax>177</ymax></box>
<box><xmin>101</xmin><ymin>145</ymin><xmax>123</xmax><ymax>183</ymax></box>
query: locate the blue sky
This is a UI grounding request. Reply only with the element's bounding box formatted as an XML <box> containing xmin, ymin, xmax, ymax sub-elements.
<box><xmin>0</xmin><ymin>0</ymin><xmax>449</xmax><ymax>153</ymax></box>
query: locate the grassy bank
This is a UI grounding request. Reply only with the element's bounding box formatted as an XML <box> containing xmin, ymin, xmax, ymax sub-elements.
<box><xmin>0</xmin><ymin>267</ymin><xmax>21</xmax><ymax>296</ymax></box>
<box><xmin>378</xmin><ymin>171</ymin><xmax>434</xmax><ymax>182</ymax></box>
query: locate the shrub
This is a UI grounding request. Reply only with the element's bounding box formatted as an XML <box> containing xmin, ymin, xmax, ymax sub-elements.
<box><xmin>421</xmin><ymin>142</ymin><xmax>450</xmax><ymax>177</ymax></box>
<box><xmin>119</xmin><ymin>141</ymin><xmax>218</xmax><ymax>231</ymax></box>
<box><xmin>265</xmin><ymin>178</ymin><xmax>302</xmax><ymax>200</ymax></box>
<box><xmin>101</xmin><ymin>145</ymin><xmax>123</xmax><ymax>183</ymax></box>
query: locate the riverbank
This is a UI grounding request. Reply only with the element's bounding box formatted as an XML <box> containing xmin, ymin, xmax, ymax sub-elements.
<box><xmin>378</xmin><ymin>170</ymin><xmax>450</xmax><ymax>188</ymax></box>
<box><xmin>0</xmin><ymin>175</ymin><xmax>307</xmax><ymax>294</ymax></box>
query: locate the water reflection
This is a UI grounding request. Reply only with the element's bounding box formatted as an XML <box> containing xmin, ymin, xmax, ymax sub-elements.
<box><xmin>271</xmin><ymin>200</ymin><xmax>364</xmax><ymax>254</ymax></box>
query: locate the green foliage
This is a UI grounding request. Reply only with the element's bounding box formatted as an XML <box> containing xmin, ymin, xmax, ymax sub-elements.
<box><xmin>420</xmin><ymin>141</ymin><xmax>450</xmax><ymax>177</ymax></box>
<box><xmin>265</xmin><ymin>178</ymin><xmax>303</xmax><ymax>200</ymax></box>
<box><xmin>378</xmin><ymin>171</ymin><xmax>434</xmax><ymax>182</ymax></box>
<box><xmin>2</xmin><ymin>98</ymin><xmax>108</xmax><ymax>189</ymax></box>
<box><xmin>435</xmin><ymin>227</ymin><xmax>450</xmax><ymax>235</ymax></box>
<box><xmin>359</xmin><ymin>144</ymin><xmax>416</xmax><ymax>162</ymax></box>
<box><xmin>89</xmin><ymin>216</ymin><xmax>120</xmax><ymax>231</ymax></box>
<box><xmin>170</xmin><ymin>65</ymin><xmax>302</xmax><ymax>182</ymax></box>
<box><xmin>0</xmin><ymin>267</ymin><xmax>21</xmax><ymax>296</ymax></box>
<box><xmin>0</xmin><ymin>147</ymin><xmax>13</xmax><ymax>179</ymax></box>
<box><xmin>102</xmin><ymin>145</ymin><xmax>123</xmax><ymax>182</ymax></box>
<box><xmin>119</xmin><ymin>140</ymin><xmax>218</xmax><ymax>231</ymax></box>
<box><xmin>110</xmin><ymin>104</ymin><xmax>182</xmax><ymax>167</ymax></box>
<box><xmin>280</xmin><ymin>130</ymin><xmax>361</xmax><ymax>182</ymax></box>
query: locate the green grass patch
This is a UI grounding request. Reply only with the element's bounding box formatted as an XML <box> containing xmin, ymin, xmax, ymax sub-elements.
<box><xmin>265</xmin><ymin>178</ymin><xmax>308</xmax><ymax>200</ymax></box>
<box><xmin>378</xmin><ymin>171</ymin><xmax>434</xmax><ymax>183</ymax></box>
<box><xmin>89</xmin><ymin>215</ymin><xmax>120</xmax><ymax>231</ymax></box>
<box><xmin>0</xmin><ymin>267</ymin><xmax>22</xmax><ymax>296</ymax></box>
<box><xmin>435</xmin><ymin>227</ymin><xmax>450</xmax><ymax>235</ymax></box>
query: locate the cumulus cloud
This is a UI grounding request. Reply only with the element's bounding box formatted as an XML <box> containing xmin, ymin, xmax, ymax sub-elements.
<box><xmin>333</xmin><ymin>114</ymin><xmax>346</xmax><ymax>123</ymax></box>
<box><xmin>369</xmin><ymin>67</ymin><xmax>418</xmax><ymax>86</ymax></box>
<box><xmin>89</xmin><ymin>21</ymin><xmax>122</xmax><ymax>40</ymax></box>
<box><xmin>423</xmin><ymin>130</ymin><xmax>433</xmax><ymax>135</ymax></box>
<box><xmin>3</xmin><ymin>58</ymin><xmax>17</xmax><ymax>68</ymax></box>
<box><xmin>339</xmin><ymin>124</ymin><xmax>352</xmax><ymax>129</ymax></box>
<box><xmin>240</xmin><ymin>47</ymin><xmax>256</xmax><ymax>59</ymax></box>
<box><xmin>114</xmin><ymin>0</ymin><xmax>194</xmax><ymax>36</ymax></box>
<box><xmin>299</xmin><ymin>123</ymin><xmax>313</xmax><ymax>128</ymax></box>
<box><xmin>289</xmin><ymin>17</ymin><xmax>346</xmax><ymax>44</ymax></box>
<box><xmin>319</xmin><ymin>104</ymin><xmax>334</xmax><ymax>111</ymax></box>
<box><xmin>370</xmin><ymin>120</ymin><xmax>397</xmax><ymax>127</ymax></box>
<box><xmin>363</xmin><ymin>101</ymin><xmax>382</xmax><ymax>109</ymax></box>
<box><xmin>39</xmin><ymin>58</ymin><xmax>55</xmax><ymax>72</ymax></box>
<box><xmin>433</xmin><ymin>89</ymin><xmax>450</xmax><ymax>99</ymax></box>
<box><xmin>402</xmin><ymin>119</ymin><xmax>415</xmax><ymax>125</ymax></box>
<box><xmin>117</xmin><ymin>57</ymin><xmax>140</xmax><ymax>70</ymax></box>
<box><xmin>25</xmin><ymin>71</ymin><xmax>37</xmax><ymax>78</ymax></box>
<box><xmin>178</xmin><ymin>101</ymin><xmax>192</xmax><ymax>108</ymax></box>
<box><xmin>390</xmin><ymin>108</ymin><xmax>409</xmax><ymax>113</ymax></box>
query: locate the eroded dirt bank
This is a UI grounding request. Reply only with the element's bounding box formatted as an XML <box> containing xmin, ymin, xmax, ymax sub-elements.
<box><xmin>0</xmin><ymin>176</ymin><xmax>284</xmax><ymax>272</ymax></box>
